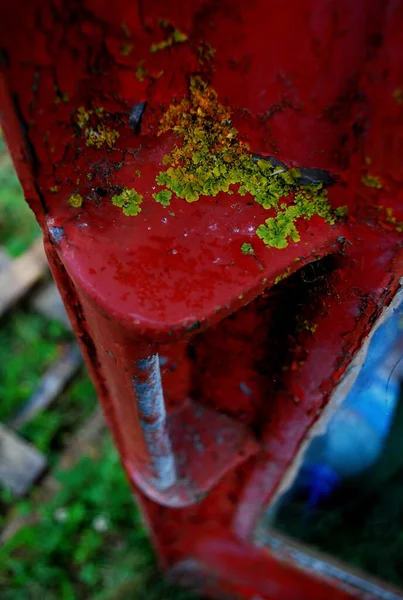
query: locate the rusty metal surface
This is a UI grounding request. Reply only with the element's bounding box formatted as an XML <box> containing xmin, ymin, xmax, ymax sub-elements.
<box><xmin>1</xmin><ymin>0</ymin><xmax>402</xmax><ymax>598</ymax></box>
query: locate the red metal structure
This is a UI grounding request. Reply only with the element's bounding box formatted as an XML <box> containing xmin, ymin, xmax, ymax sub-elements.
<box><xmin>0</xmin><ymin>0</ymin><xmax>402</xmax><ymax>597</ymax></box>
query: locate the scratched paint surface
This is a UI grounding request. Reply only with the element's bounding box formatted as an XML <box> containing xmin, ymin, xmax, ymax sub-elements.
<box><xmin>1</xmin><ymin>1</ymin><xmax>403</xmax><ymax>599</ymax></box>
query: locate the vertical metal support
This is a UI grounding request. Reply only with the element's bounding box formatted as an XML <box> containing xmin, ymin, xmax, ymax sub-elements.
<box><xmin>133</xmin><ymin>355</ymin><xmax>177</xmax><ymax>490</ymax></box>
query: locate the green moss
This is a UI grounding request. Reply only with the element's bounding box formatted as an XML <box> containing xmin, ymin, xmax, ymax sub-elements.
<box><xmin>155</xmin><ymin>77</ymin><xmax>335</xmax><ymax>249</ymax></box>
<box><xmin>362</xmin><ymin>174</ymin><xmax>382</xmax><ymax>189</ymax></box>
<box><xmin>153</xmin><ymin>190</ymin><xmax>172</xmax><ymax>206</ymax></box>
<box><xmin>111</xmin><ymin>187</ymin><xmax>143</xmax><ymax>216</ymax></box>
<box><xmin>241</xmin><ymin>243</ymin><xmax>254</xmax><ymax>255</ymax></box>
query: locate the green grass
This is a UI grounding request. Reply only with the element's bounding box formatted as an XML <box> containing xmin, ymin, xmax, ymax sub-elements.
<box><xmin>0</xmin><ymin>311</ymin><xmax>73</xmax><ymax>424</ymax></box>
<box><xmin>0</xmin><ymin>436</ymin><xmax>200</xmax><ymax>600</ymax></box>
<box><xmin>20</xmin><ymin>369</ymin><xmax>97</xmax><ymax>459</ymax></box>
<box><xmin>0</xmin><ymin>142</ymin><xmax>40</xmax><ymax>257</ymax></box>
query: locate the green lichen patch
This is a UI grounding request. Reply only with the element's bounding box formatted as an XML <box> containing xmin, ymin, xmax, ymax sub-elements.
<box><xmin>69</xmin><ymin>193</ymin><xmax>83</xmax><ymax>208</ymax></box>
<box><xmin>241</xmin><ymin>242</ymin><xmax>254</xmax><ymax>255</ymax></box>
<box><xmin>155</xmin><ymin>77</ymin><xmax>335</xmax><ymax>249</ymax></box>
<box><xmin>335</xmin><ymin>205</ymin><xmax>348</xmax><ymax>217</ymax></box>
<box><xmin>150</xmin><ymin>22</ymin><xmax>188</xmax><ymax>53</ymax></box>
<box><xmin>362</xmin><ymin>174</ymin><xmax>382</xmax><ymax>189</ymax></box>
<box><xmin>153</xmin><ymin>190</ymin><xmax>172</xmax><ymax>206</ymax></box>
<box><xmin>111</xmin><ymin>187</ymin><xmax>143</xmax><ymax>216</ymax></box>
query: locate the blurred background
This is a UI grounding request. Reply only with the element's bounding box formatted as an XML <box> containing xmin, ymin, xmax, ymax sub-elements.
<box><xmin>1</xmin><ymin>130</ymin><xmax>403</xmax><ymax>599</ymax></box>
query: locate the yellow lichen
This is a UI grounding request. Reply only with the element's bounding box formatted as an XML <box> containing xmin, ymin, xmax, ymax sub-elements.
<box><xmin>76</xmin><ymin>106</ymin><xmax>118</xmax><ymax>149</ymax></box>
<box><xmin>54</xmin><ymin>92</ymin><xmax>69</xmax><ymax>105</ymax></box>
<box><xmin>85</xmin><ymin>126</ymin><xmax>119</xmax><ymax>149</ymax></box>
<box><xmin>49</xmin><ymin>186</ymin><xmax>58</xmax><ymax>193</ymax></box>
<box><xmin>135</xmin><ymin>61</ymin><xmax>147</xmax><ymax>83</ymax></box>
<box><xmin>69</xmin><ymin>193</ymin><xmax>83</xmax><ymax>208</ymax></box>
<box><xmin>297</xmin><ymin>319</ymin><xmax>318</xmax><ymax>334</ymax></box>
<box><xmin>111</xmin><ymin>187</ymin><xmax>143</xmax><ymax>216</ymax></box>
<box><xmin>121</xmin><ymin>43</ymin><xmax>133</xmax><ymax>56</ymax></box>
<box><xmin>385</xmin><ymin>207</ymin><xmax>403</xmax><ymax>233</ymax></box>
<box><xmin>76</xmin><ymin>106</ymin><xmax>92</xmax><ymax>129</ymax></box>
<box><xmin>198</xmin><ymin>41</ymin><xmax>216</xmax><ymax>66</ymax></box>
<box><xmin>155</xmin><ymin>77</ymin><xmax>334</xmax><ymax>249</ymax></box>
<box><xmin>362</xmin><ymin>174</ymin><xmax>382</xmax><ymax>189</ymax></box>
<box><xmin>274</xmin><ymin>268</ymin><xmax>291</xmax><ymax>285</ymax></box>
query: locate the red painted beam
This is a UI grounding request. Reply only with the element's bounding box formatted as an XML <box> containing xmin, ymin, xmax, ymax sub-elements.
<box><xmin>0</xmin><ymin>0</ymin><xmax>402</xmax><ymax>598</ymax></box>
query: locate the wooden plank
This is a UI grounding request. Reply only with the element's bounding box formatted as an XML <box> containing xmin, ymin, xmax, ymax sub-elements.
<box><xmin>0</xmin><ymin>407</ymin><xmax>105</xmax><ymax>544</ymax></box>
<box><xmin>0</xmin><ymin>247</ymin><xmax>11</xmax><ymax>272</ymax></box>
<box><xmin>9</xmin><ymin>343</ymin><xmax>83</xmax><ymax>429</ymax></box>
<box><xmin>0</xmin><ymin>424</ymin><xmax>47</xmax><ymax>496</ymax></box>
<box><xmin>0</xmin><ymin>238</ymin><xmax>47</xmax><ymax>317</ymax></box>
<box><xmin>30</xmin><ymin>282</ymin><xmax>71</xmax><ymax>329</ymax></box>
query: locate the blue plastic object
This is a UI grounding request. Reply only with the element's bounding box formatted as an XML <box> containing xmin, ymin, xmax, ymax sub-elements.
<box><xmin>298</xmin><ymin>300</ymin><xmax>403</xmax><ymax>510</ymax></box>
